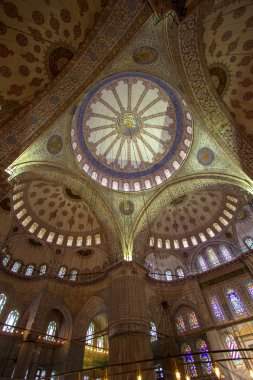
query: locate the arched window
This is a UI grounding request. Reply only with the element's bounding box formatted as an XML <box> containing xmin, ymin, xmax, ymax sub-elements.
<box><xmin>2</xmin><ymin>254</ymin><xmax>10</xmax><ymax>266</ymax></box>
<box><xmin>11</xmin><ymin>261</ymin><xmax>21</xmax><ymax>273</ymax></box>
<box><xmin>210</xmin><ymin>295</ymin><xmax>225</xmax><ymax>321</ymax></box>
<box><xmin>58</xmin><ymin>267</ymin><xmax>66</xmax><ymax>278</ymax></box>
<box><xmin>176</xmin><ymin>316</ymin><xmax>186</xmax><ymax>333</ymax></box>
<box><xmin>246</xmin><ymin>282</ymin><xmax>253</xmax><ymax>299</ymax></box>
<box><xmin>227</xmin><ymin>288</ymin><xmax>247</xmax><ymax>316</ymax></box>
<box><xmin>39</xmin><ymin>264</ymin><xmax>47</xmax><ymax>275</ymax></box>
<box><xmin>3</xmin><ymin>310</ymin><xmax>19</xmax><ymax>333</ymax></box>
<box><xmin>244</xmin><ymin>237</ymin><xmax>253</xmax><ymax>249</ymax></box>
<box><xmin>150</xmin><ymin>322</ymin><xmax>158</xmax><ymax>341</ymax></box>
<box><xmin>25</xmin><ymin>265</ymin><xmax>34</xmax><ymax>276</ymax></box>
<box><xmin>86</xmin><ymin>323</ymin><xmax>94</xmax><ymax>345</ymax></box>
<box><xmin>181</xmin><ymin>343</ymin><xmax>198</xmax><ymax>378</ymax></box>
<box><xmin>219</xmin><ymin>245</ymin><xmax>232</xmax><ymax>262</ymax></box>
<box><xmin>45</xmin><ymin>321</ymin><xmax>57</xmax><ymax>341</ymax></box>
<box><xmin>206</xmin><ymin>247</ymin><xmax>219</xmax><ymax>267</ymax></box>
<box><xmin>70</xmin><ymin>270</ymin><xmax>78</xmax><ymax>281</ymax></box>
<box><xmin>196</xmin><ymin>339</ymin><xmax>213</xmax><ymax>375</ymax></box>
<box><xmin>198</xmin><ymin>255</ymin><xmax>208</xmax><ymax>271</ymax></box>
<box><xmin>188</xmin><ymin>312</ymin><xmax>199</xmax><ymax>329</ymax></box>
<box><xmin>225</xmin><ymin>334</ymin><xmax>244</xmax><ymax>368</ymax></box>
<box><xmin>165</xmin><ymin>270</ymin><xmax>172</xmax><ymax>281</ymax></box>
<box><xmin>0</xmin><ymin>294</ymin><xmax>7</xmax><ymax>313</ymax></box>
<box><xmin>176</xmin><ymin>268</ymin><xmax>184</xmax><ymax>278</ymax></box>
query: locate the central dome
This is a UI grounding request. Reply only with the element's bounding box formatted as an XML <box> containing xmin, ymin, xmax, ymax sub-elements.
<box><xmin>71</xmin><ymin>72</ymin><xmax>193</xmax><ymax>191</ymax></box>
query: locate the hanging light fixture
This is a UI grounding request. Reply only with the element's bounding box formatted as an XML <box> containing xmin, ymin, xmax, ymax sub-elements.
<box><xmin>249</xmin><ymin>369</ymin><xmax>253</xmax><ymax>378</ymax></box>
<box><xmin>175</xmin><ymin>369</ymin><xmax>181</xmax><ymax>380</ymax></box>
<box><xmin>185</xmin><ymin>375</ymin><xmax>190</xmax><ymax>380</ymax></box>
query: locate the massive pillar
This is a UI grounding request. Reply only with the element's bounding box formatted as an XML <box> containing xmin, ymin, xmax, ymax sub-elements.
<box><xmin>12</xmin><ymin>331</ymin><xmax>37</xmax><ymax>379</ymax></box>
<box><xmin>107</xmin><ymin>263</ymin><xmax>155</xmax><ymax>380</ymax></box>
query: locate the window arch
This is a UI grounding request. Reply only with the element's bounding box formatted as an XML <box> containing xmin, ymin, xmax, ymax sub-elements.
<box><xmin>86</xmin><ymin>322</ymin><xmax>94</xmax><ymax>345</ymax></box>
<box><xmin>176</xmin><ymin>268</ymin><xmax>184</xmax><ymax>278</ymax></box>
<box><xmin>165</xmin><ymin>270</ymin><xmax>172</xmax><ymax>281</ymax></box>
<box><xmin>0</xmin><ymin>293</ymin><xmax>7</xmax><ymax>313</ymax></box>
<box><xmin>188</xmin><ymin>312</ymin><xmax>199</xmax><ymax>329</ymax></box>
<box><xmin>181</xmin><ymin>343</ymin><xmax>198</xmax><ymax>378</ymax></box>
<box><xmin>39</xmin><ymin>264</ymin><xmax>47</xmax><ymax>275</ymax></box>
<box><xmin>227</xmin><ymin>288</ymin><xmax>247</xmax><ymax>316</ymax></box>
<box><xmin>25</xmin><ymin>264</ymin><xmax>34</xmax><ymax>276</ymax></box>
<box><xmin>244</xmin><ymin>237</ymin><xmax>253</xmax><ymax>249</ymax></box>
<box><xmin>45</xmin><ymin>321</ymin><xmax>57</xmax><ymax>341</ymax></box>
<box><xmin>206</xmin><ymin>247</ymin><xmax>219</xmax><ymax>267</ymax></box>
<box><xmin>3</xmin><ymin>310</ymin><xmax>19</xmax><ymax>333</ymax></box>
<box><xmin>196</xmin><ymin>339</ymin><xmax>213</xmax><ymax>375</ymax></box>
<box><xmin>150</xmin><ymin>322</ymin><xmax>158</xmax><ymax>341</ymax></box>
<box><xmin>2</xmin><ymin>254</ymin><xmax>10</xmax><ymax>266</ymax></box>
<box><xmin>224</xmin><ymin>334</ymin><xmax>244</xmax><ymax>368</ymax></box>
<box><xmin>198</xmin><ymin>255</ymin><xmax>208</xmax><ymax>272</ymax></box>
<box><xmin>175</xmin><ymin>315</ymin><xmax>186</xmax><ymax>333</ymax></box>
<box><xmin>219</xmin><ymin>245</ymin><xmax>232</xmax><ymax>262</ymax></box>
<box><xmin>70</xmin><ymin>269</ymin><xmax>78</xmax><ymax>281</ymax></box>
<box><xmin>246</xmin><ymin>282</ymin><xmax>253</xmax><ymax>299</ymax></box>
<box><xmin>11</xmin><ymin>261</ymin><xmax>21</xmax><ymax>273</ymax></box>
<box><xmin>58</xmin><ymin>266</ymin><xmax>66</xmax><ymax>278</ymax></box>
<box><xmin>209</xmin><ymin>295</ymin><xmax>225</xmax><ymax>322</ymax></box>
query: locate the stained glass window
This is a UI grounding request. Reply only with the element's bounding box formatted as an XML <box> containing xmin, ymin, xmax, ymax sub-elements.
<box><xmin>0</xmin><ymin>293</ymin><xmax>7</xmax><ymax>313</ymax></box>
<box><xmin>198</xmin><ymin>255</ymin><xmax>208</xmax><ymax>271</ymax></box>
<box><xmin>87</xmin><ymin>323</ymin><xmax>94</xmax><ymax>345</ymax></box>
<box><xmin>220</xmin><ymin>245</ymin><xmax>232</xmax><ymax>262</ymax></box>
<box><xmin>188</xmin><ymin>312</ymin><xmax>199</xmax><ymax>329</ymax></box>
<box><xmin>181</xmin><ymin>343</ymin><xmax>198</xmax><ymax>378</ymax></box>
<box><xmin>176</xmin><ymin>268</ymin><xmax>184</xmax><ymax>278</ymax></box>
<box><xmin>196</xmin><ymin>339</ymin><xmax>213</xmax><ymax>375</ymax></box>
<box><xmin>225</xmin><ymin>334</ymin><xmax>244</xmax><ymax>368</ymax></box>
<box><xmin>45</xmin><ymin>321</ymin><xmax>57</xmax><ymax>341</ymax></box>
<box><xmin>227</xmin><ymin>288</ymin><xmax>247</xmax><ymax>316</ymax></box>
<box><xmin>58</xmin><ymin>267</ymin><xmax>66</xmax><ymax>278</ymax></box>
<box><xmin>245</xmin><ymin>238</ymin><xmax>253</xmax><ymax>249</ymax></box>
<box><xmin>11</xmin><ymin>262</ymin><xmax>21</xmax><ymax>273</ymax></box>
<box><xmin>165</xmin><ymin>270</ymin><xmax>172</xmax><ymax>281</ymax></box>
<box><xmin>25</xmin><ymin>265</ymin><xmax>34</xmax><ymax>276</ymax></box>
<box><xmin>176</xmin><ymin>316</ymin><xmax>186</xmax><ymax>333</ymax></box>
<box><xmin>246</xmin><ymin>282</ymin><xmax>253</xmax><ymax>299</ymax></box>
<box><xmin>3</xmin><ymin>310</ymin><xmax>19</xmax><ymax>333</ymax></box>
<box><xmin>2</xmin><ymin>254</ymin><xmax>10</xmax><ymax>266</ymax></box>
<box><xmin>210</xmin><ymin>296</ymin><xmax>225</xmax><ymax>321</ymax></box>
<box><xmin>39</xmin><ymin>264</ymin><xmax>47</xmax><ymax>275</ymax></box>
<box><xmin>70</xmin><ymin>270</ymin><xmax>78</xmax><ymax>281</ymax></box>
<box><xmin>150</xmin><ymin>322</ymin><xmax>158</xmax><ymax>341</ymax></box>
<box><xmin>206</xmin><ymin>247</ymin><xmax>219</xmax><ymax>267</ymax></box>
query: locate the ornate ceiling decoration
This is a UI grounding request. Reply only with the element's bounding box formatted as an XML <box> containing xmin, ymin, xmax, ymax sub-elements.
<box><xmin>0</xmin><ymin>0</ymin><xmax>109</xmax><ymax>127</ymax></box>
<box><xmin>203</xmin><ymin>0</ymin><xmax>253</xmax><ymax>143</ymax></box>
<box><xmin>71</xmin><ymin>72</ymin><xmax>193</xmax><ymax>191</ymax></box>
<box><xmin>149</xmin><ymin>191</ymin><xmax>238</xmax><ymax>249</ymax></box>
<box><xmin>12</xmin><ymin>180</ymin><xmax>103</xmax><ymax>247</ymax></box>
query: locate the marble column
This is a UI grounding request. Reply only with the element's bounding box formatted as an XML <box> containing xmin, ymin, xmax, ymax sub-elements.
<box><xmin>107</xmin><ymin>264</ymin><xmax>155</xmax><ymax>380</ymax></box>
<box><xmin>13</xmin><ymin>331</ymin><xmax>37</xmax><ymax>379</ymax></box>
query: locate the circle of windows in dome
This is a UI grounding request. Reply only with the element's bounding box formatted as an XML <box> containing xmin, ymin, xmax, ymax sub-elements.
<box><xmin>71</xmin><ymin>72</ymin><xmax>193</xmax><ymax>191</ymax></box>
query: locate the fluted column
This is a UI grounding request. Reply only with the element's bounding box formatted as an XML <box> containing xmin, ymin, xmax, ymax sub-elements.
<box><xmin>107</xmin><ymin>263</ymin><xmax>155</xmax><ymax>380</ymax></box>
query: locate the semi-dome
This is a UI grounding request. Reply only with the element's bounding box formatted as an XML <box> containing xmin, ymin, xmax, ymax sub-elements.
<box><xmin>71</xmin><ymin>72</ymin><xmax>193</xmax><ymax>191</ymax></box>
